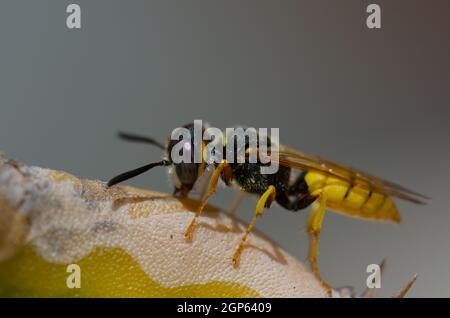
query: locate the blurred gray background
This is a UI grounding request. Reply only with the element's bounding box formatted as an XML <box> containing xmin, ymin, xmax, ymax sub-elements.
<box><xmin>0</xmin><ymin>0</ymin><xmax>449</xmax><ymax>297</ymax></box>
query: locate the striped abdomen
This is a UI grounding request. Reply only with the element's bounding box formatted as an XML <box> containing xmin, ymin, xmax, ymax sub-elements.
<box><xmin>304</xmin><ymin>171</ymin><xmax>401</xmax><ymax>223</ymax></box>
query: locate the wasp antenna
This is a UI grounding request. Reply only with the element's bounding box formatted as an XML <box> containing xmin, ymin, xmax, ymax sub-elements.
<box><xmin>107</xmin><ymin>160</ymin><xmax>170</xmax><ymax>187</ymax></box>
<box><xmin>117</xmin><ymin>131</ymin><xmax>165</xmax><ymax>150</ymax></box>
<box><xmin>394</xmin><ymin>274</ymin><xmax>418</xmax><ymax>298</ymax></box>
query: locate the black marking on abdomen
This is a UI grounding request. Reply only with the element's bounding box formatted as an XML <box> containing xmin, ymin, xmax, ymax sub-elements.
<box><xmin>343</xmin><ymin>184</ymin><xmax>352</xmax><ymax>200</ymax></box>
<box><xmin>362</xmin><ymin>190</ymin><xmax>373</xmax><ymax>206</ymax></box>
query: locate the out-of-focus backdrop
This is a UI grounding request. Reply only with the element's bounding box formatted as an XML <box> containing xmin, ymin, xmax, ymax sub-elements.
<box><xmin>1</xmin><ymin>0</ymin><xmax>449</xmax><ymax>297</ymax></box>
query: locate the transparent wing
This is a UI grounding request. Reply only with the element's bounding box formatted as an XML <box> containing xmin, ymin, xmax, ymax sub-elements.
<box><xmin>190</xmin><ymin>164</ymin><xmax>215</xmax><ymax>201</ymax></box>
<box><xmin>254</xmin><ymin>145</ymin><xmax>429</xmax><ymax>204</ymax></box>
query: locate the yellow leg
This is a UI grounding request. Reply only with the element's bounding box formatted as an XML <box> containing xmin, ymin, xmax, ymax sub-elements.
<box><xmin>307</xmin><ymin>192</ymin><xmax>332</xmax><ymax>295</ymax></box>
<box><xmin>232</xmin><ymin>185</ymin><xmax>276</xmax><ymax>268</ymax></box>
<box><xmin>184</xmin><ymin>161</ymin><xmax>228</xmax><ymax>240</ymax></box>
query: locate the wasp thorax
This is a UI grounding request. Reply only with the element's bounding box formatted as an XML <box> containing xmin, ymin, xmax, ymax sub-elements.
<box><xmin>168</xmin><ymin>120</ymin><xmax>280</xmax><ymax>175</ymax></box>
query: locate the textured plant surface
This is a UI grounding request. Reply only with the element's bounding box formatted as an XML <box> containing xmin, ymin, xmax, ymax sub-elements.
<box><xmin>0</xmin><ymin>154</ymin><xmax>327</xmax><ymax>297</ymax></box>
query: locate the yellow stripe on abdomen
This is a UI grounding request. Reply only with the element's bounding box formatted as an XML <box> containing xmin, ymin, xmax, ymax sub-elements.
<box><xmin>304</xmin><ymin>171</ymin><xmax>401</xmax><ymax>223</ymax></box>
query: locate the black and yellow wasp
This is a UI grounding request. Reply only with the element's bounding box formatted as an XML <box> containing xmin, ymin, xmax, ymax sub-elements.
<box><xmin>107</xmin><ymin>122</ymin><xmax>428</xmax><ymax>294</ymax></box>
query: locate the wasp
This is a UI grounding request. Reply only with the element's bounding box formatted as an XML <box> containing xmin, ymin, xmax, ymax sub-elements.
<box><xmin>107</xmin><ymin>122</ymin><xmax>428</xmax><ymax>294</ymax></box>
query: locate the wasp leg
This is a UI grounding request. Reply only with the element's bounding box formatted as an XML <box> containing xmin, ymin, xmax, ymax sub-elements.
<box><xmin>184</xmin><ymin>161</ymin><xmax>229</xmax><ymax>240</ymax></box>
<box><xmin>307</xmin><ymin>192</ymin><xmax>332</xmax><ymax>295</ymax></box>
<box><xmin>232</xmin><ymin>185</ymin><xmax>276</xmax><ymax>268</ymax></box>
